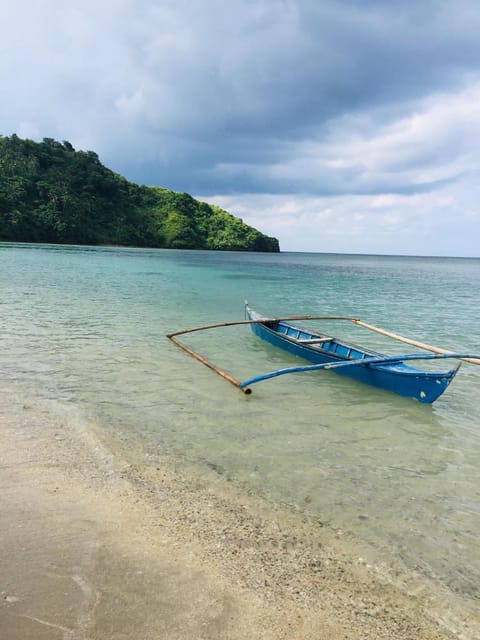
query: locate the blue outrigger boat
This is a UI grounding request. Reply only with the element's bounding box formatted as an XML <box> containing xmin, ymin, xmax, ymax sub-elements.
<box><xmin>167</xmin><ymin>303</ymin><xmax>480</xmax><ymax>403</ymax></box>
<box><xmin>244</xmin><ymin>304</ymin><xmax>465</xmax><ymax>403</ymax></box>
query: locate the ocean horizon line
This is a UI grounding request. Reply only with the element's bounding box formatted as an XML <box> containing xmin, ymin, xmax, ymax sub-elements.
<box><xmin>1</xmin><ymin>240</ymin><xmax>479</xmax><ymax>261</ymax></box>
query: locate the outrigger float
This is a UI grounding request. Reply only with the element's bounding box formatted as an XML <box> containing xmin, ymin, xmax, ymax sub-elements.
<box><xmin>166</xmin><ymin>302</ymin><xmax>480</xmax><ymax>403</ymax></box>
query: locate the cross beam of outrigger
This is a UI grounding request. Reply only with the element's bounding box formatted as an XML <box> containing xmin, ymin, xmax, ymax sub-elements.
<box><xmin>238</xmin><ymin>353</ymin><xmax>479</xmax><ymax>389</ymax></box>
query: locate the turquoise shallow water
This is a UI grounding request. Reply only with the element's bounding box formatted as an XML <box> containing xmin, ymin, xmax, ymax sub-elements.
<box><xmin>1</xmin><ymin>243</ymin><xmax>480</xmax><ymax>616</ymax></box>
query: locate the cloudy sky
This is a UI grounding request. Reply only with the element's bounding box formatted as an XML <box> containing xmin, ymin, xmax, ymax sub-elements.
<box><xmin>2</xmin><ymin>0</ymin><xmax>480</xmax><ymax>255</ymax></box>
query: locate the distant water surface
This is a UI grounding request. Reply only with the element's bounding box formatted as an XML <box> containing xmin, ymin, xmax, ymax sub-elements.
<box><xmin>1</xmin><ymin>243</ymin><xmax>479</xmax><ymax>622</ymax></box>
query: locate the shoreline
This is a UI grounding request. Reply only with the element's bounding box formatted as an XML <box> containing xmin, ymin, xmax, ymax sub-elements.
<box><xmin>0</xmin><ymin>386</ymin><xmax>477</xmax><ymax>639</ymax></box>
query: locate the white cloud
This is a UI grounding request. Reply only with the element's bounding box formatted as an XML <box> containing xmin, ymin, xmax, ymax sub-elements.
<box><xmin>205</xmin><ymin>177</ymin><xmax>480</xmax><ymax>256</ymax></box>
<box><xmin>1</xmin><ymin>0</ymin><xmax>480</xmax><ymax>255</ymax></box>
<box><xmin>214</xmin><ymin>80</ymin><xmax>480</xmax><ymax>196</ymax></box>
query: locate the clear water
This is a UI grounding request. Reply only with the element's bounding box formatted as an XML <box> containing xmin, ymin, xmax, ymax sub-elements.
<box><xmin>1</xmin><ymin>243</ymin><xmax>480</xmax><ymax>615</ymax></box>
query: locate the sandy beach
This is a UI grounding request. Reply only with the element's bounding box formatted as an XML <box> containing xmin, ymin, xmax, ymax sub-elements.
<box><xmin>0</xmin><ymin>384</ymin><xmax>476</xmax><ymax>640</ymax></box>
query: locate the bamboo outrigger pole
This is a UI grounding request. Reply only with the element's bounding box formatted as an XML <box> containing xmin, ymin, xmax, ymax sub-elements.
<box><xmin>350</xmin><ymin>320</ymin><xmax>480</xmax><ymax>366</ymax></box>
<box><xmin>167</xmin><ymin>315</ymin><xmax>357</xmax><ymax>338</ymax></box>
<box><xmin>167</xmin><ymin>333</ymin><xmax>252</xmax><ymax>394</ymax></box>
<box><xmin>166</xmin><ymin>315</ymin><xmax>359</xmax><ymax>394</ymax></box>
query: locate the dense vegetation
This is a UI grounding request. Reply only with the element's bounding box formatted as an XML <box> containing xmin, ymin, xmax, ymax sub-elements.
<box><xmin>0</xmin><ymin>135</ymin><xmax>279</xmax><ymax>252</ymax></box>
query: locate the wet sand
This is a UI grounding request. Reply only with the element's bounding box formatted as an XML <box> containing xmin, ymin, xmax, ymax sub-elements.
<box><xmin>0</xmin><ymin>388</ymin><xmax>476</xmax><ymax>640</ymax></box>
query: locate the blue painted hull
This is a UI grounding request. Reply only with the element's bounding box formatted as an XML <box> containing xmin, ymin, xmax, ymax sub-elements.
<box><xmin>246</xmin><ymin>305</ymin><xmax>459</xmax><ymax>403</ymax></box>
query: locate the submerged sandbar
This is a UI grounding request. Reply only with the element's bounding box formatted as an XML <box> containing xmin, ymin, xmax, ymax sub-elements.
<box><xmin>0</xmin><ymin>384</ymin><xmax>476</xmax><ymax>640</ymax></box>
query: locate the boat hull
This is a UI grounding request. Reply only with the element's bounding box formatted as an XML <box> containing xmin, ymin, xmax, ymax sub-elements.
<box><xmin>246</xmin><ymin>306</ymin><xmax>458</xmax><ymax>403</ymax></box>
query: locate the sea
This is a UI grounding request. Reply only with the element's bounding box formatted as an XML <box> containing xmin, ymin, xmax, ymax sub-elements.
<box><xmin>1</xmin><ymin>243</ymin><xmax>479</xmax><ymax>628</ymax></box>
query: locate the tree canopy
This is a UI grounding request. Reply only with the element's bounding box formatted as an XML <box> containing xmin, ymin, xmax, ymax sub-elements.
<box><xmin>0</xmin><ymin>135</ymin><xmax>279</xmax><ymax>252</ymax></box>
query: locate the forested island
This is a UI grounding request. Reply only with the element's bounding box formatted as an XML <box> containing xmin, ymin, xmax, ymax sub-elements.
<box><xmin>0</xmin><ymin>135</ymin><xmax>279</xmax><ymax>252</ymax></box>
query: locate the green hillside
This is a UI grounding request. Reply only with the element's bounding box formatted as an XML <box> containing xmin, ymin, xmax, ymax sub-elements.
<box><xmin>0</xmin><ymin>135</ymin><xmax>279</xmax><ymax>252</ymax></box>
